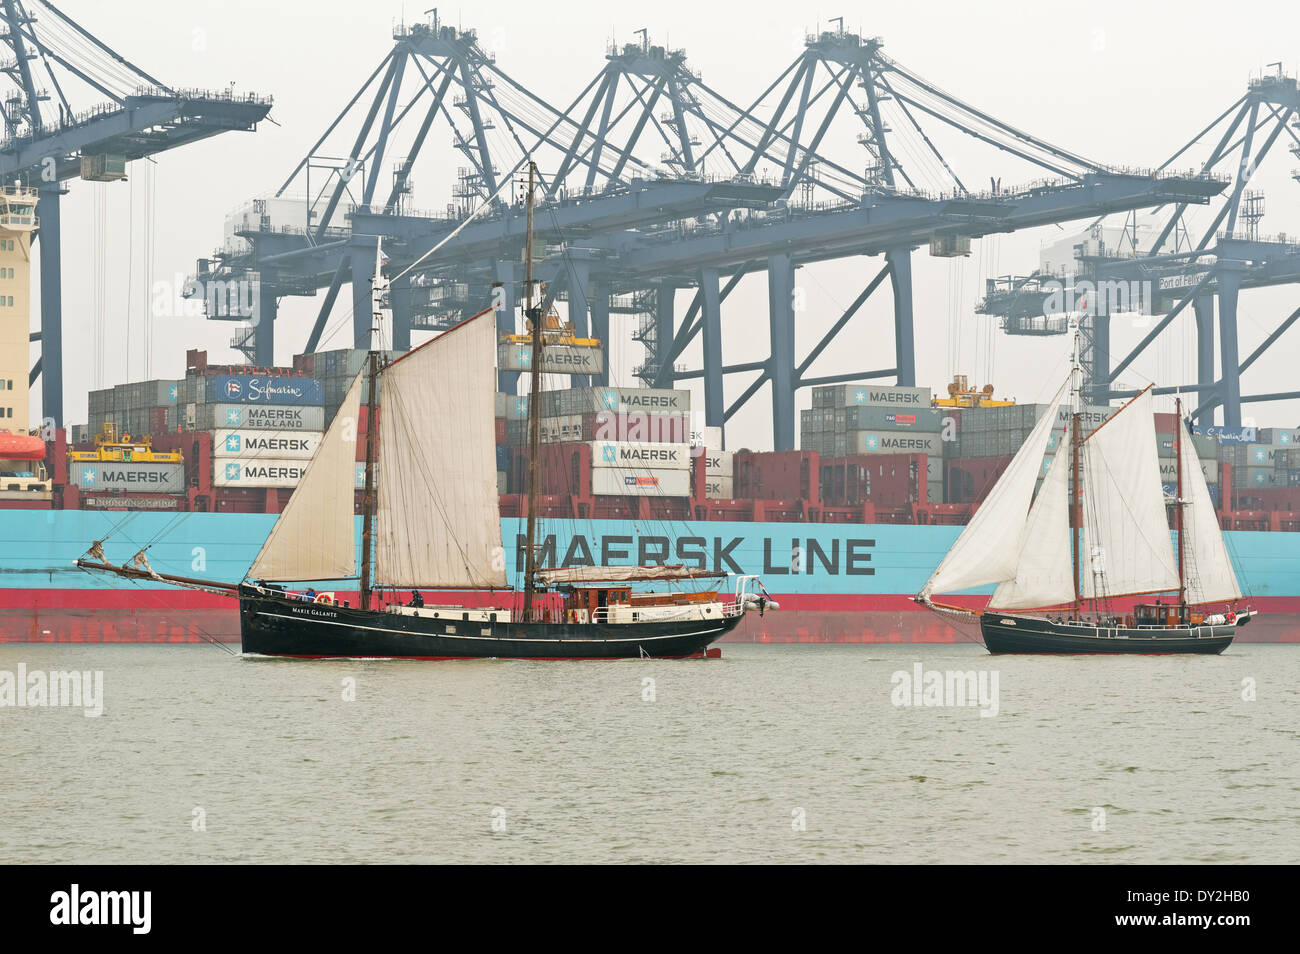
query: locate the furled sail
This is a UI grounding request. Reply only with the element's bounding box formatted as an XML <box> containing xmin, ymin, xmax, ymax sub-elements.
<box><xmin>1078</xmin><ymin>389</ymin><xmax>1179</xmax><ymax>599</ymax></box>
<box><xmin>248</xmin><ymin>370</ymin><xmax>364</xmax><ymax>581</ymax></box>
<box><xmin>989</xmin><ymin>435</ymin><xmax>1076</xmax><ymax>609</ymax></box>
<box><xmin>374</xmin><ymin>312</ymin><xmax>507</xmax><ymax>588</ymax></box>
<box><xmin>920</xmin><ymin>377</ymin><xmax>1068</xmax><ymax>598</ymax></box>
<box><xmin>1177</xmin><ymin>416</ymin><xmax>1241</xmax><ymax>604</ymax></box>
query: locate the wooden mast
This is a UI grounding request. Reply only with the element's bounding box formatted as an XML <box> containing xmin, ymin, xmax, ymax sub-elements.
<box><xmin>1175</xmin><ymin>396</ymin><xmax>1187</xmax><ymax>619</ymax></box>
<box><xmin>359</xmin><ymin>350</ymin><xmax>379</xmax><ymax>611</ymax></box>
<box><xmin>359</xmin><ymin>240</ymin><xmax>385</xmax><ymax>611</ymax></box>
<box><xmin>521</xmin><ymin>160</ymin><xmax>543</xmax><ymax>622</ymax></box>
<box><xmin>1070</xmin><ymin>319</ymin><xmax>1083</xmax><ymax>616</ymax></box>
<box><xmin>1071</xmin><ymin>411</ymin><xmax>1082</xmax><ymax>615</ymax></box>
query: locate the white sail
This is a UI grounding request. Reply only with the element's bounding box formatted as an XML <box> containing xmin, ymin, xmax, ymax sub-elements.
<box><xmin>1177</xmin><ymin>416</ymin><xmax>1241</xmax><ymax>603</ymax></box>
<box><xmin>248</xmin><ymin>370</ymin><xmax>364</xmax><ymax>582</ymax></box>
<box><xmin>1078</xmin><ymin>389</ymin><xmax>1179</xmax><ymax>599</ymax></box>
<box><xmin>920</xmin><ymin>377</ymin><xmax>1068</xmax><ymax>598</ymax></box>
<box><xmin>990</xmin><ymin>437</ymin><xmax>1076</xmax><ymax>609</ymax></box>
<box><xmin>375</xmin><ymin>312</ymin><xmax>507</xmax><ymax>589</ymax></box>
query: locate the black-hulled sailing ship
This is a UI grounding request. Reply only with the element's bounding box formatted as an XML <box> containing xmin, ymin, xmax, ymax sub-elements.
<box><xmin>917</xmin><ymin>319</ymin><xmax>1255</xmax><ymax>654</ymax></box>
<box><xmin>77</xmin><ymin>162</ymin><xmax>774</xmax><ymax>659</ymax></box>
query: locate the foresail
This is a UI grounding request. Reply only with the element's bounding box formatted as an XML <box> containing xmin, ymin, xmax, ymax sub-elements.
<box><xmin>920</xmin><ymin>377</ymin><xmax>1068</xmax><ymax>598</ymax></box>
<box><xmin>248</xmin><ymin>370</ymin><xmax>364</xmax><ymax>581</ymax></box>
<box><xmin>1079</xmin><ymin>389</ymin><xmax>1179</xmax><ymax>599</ymax></box>
<box><xmin>990</xmin><ymin>437</ymin><xmax>1076</xmax><ymax>610</ymax></box>
<box><xmin>375</xmin><ymin>311</ymin><xmax>507</xmax><ymax>589</ymax></box>
<box><xmin>1177</xmin><ymin>416</ymin><xmax>1241</xmax><ymax>603</ymax></box>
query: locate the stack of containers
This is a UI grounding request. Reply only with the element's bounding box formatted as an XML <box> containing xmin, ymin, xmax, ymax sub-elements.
<box><xmin>501</xmin><ymin>386</ymin><xmax>696</xmax><ymax>499</ymax></box>
<box><xmin>693</xmin><ymin>426</ymin><xmax>732</xmax><ymax>498</ymax></box>
<box><xmin>171</xmin><ymin>361</ymin><xmax>327</xmax><ymax>492</ymax></box>
<box><xmin>86</xmin><ymin>379</ymin><xmax>181</xmax><ymax>440</ymax></box>
<box><xmin>1152</xmin><ymin>412</ymin><xmax>1221</xmax><ymax>503</ymax></box>
<box><xmin>802</xmin><ymin>383</ymin><xmax>943</xmax><ymax>503</ymax></box>
<box><xmin>1222</xmin><ymin>427</ymin><xmax>1300</xmax><ymax>492</ymax></box>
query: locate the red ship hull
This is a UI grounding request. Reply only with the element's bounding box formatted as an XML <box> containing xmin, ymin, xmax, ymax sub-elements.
<box><xmin>4</xmin><ymin>589</ymin><xmax>1298</xmax><ymax>645</ymax></box>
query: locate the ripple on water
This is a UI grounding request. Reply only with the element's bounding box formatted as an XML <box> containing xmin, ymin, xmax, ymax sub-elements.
<box><xmin>0</xmin><ymin>643</ymin><xmax>1296</xmax><ymax>864</ymax></box>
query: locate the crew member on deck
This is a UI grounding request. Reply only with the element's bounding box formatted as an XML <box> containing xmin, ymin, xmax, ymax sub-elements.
<box><xmin>410</xmin><ymin>590</ymin><xmax>424</xmax><ymax>608</ymax></box>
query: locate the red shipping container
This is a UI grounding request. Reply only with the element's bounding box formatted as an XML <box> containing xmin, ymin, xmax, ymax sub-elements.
<box><xmin>734</xmin><ymin>450</ymin><xmax>819</xmax><ymax>502</ymax></box>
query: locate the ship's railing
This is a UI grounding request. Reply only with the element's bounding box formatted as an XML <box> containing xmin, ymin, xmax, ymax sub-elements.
<box><xmin>589</xmin><ymin>598</ymin><xmax>744</xmax><ymax>624</ymax></box>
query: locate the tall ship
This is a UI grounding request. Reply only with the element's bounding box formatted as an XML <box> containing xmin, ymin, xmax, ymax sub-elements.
<box><xmin>73</xmin><ymin>167</ymin><xmax>774</xmax><ymax>659</ymax></box>
<box><xmin>919</xmin><ymin>322</ymin><xmax>1256</xmax><ymax>653</ymax></box>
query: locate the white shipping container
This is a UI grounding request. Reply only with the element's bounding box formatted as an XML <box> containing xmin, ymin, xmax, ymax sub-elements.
<box><xmin>820</xmin><ymin>383</ymin><xmax>931</xmax><ymax>409</ymax></box>
<box><xmin>591</xmin><ymin>467</ymin><xmax>692</xmax><ymax>497</ymax></box>
<box><xmin>200</xmin><ymin>404</ymin><xmax>325</xmax><ymax>431</ymax></box>
<box><xmin>590</xmin><ymin>441</ymin><xmax>691</xmax><ymax>470</ymax></box>
<box><xmin>852</xmin><ymin>432</ymin><xmax>942</xmax><ymax>455</ymax></box>
<box><xmin>703</xmin><ymin>449</ymin><xmax>734</xmax><ymax>477</ymax></box>
<box><xmin>215</xmin><ymin>457</ymin><xmax>310</xmax><ymax>488</ymax></box>
<box><xmin>213</xmin><ymin>429</ymin><xmax>323</xmax><ymax>459</ymax></box>
<box><xmin>705</xmin><ymin>476</ymin><xmax>734</xmax><ymax>498</ymax></box>
<box><xmin>691</xmin><ymin>425</ymin><xmax>724</xmax><ymax>449</ymax></box>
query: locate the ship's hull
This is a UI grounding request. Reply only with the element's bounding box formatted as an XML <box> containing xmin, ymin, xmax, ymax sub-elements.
<box><xmin>979</xmin><ymin>612</ymin><xmax>1237</xmax><ymax>654</ymax></box>
<box><xmin>238</xmin><ymin>588</ymin><xmax>740</xmax><ymax>659</ymax></box>
<box><xmin>4</xmin><ymin>511</ymin><xmax>1299</xmax><ymax>645</ymax></box>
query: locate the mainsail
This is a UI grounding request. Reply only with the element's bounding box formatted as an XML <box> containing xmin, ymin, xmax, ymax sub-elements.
<box><xmin>1177</xmin><ymin>416</ymin><xmax>1242</xmax><ymax>603</ymax></box>
<box><xmin>248</xmin><ymin>369</ymin><xmax>364</xmax><ymax>581</ymax></box>
<box><xmin>1078</xmin><ymin>389</ymin><xmax>1179</xmax><ymax>599</ymax></box>
<box><xmin>989</xmin><ymin>434</ymin><xmax>1075</xmax><ymax>609</ymax></box>
<box><xmin>374</xmin><ymin>312</ymin><xmax>507</xmax><ymax>589</ymax></box>
<box><xmin>919</xmin><ymin>377</ymin><xmax>1068</xmax><ymax>599</ymax></box>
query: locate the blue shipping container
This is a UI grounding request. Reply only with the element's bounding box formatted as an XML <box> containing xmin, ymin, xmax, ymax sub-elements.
<box><xmin>205</xmin><ymin>375</ymin><xmax>324</xmax><ymax>406</ymax></box>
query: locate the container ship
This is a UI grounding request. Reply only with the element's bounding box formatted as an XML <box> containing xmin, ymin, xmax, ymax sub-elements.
<box><xmin>3</xmin><ymin>346</ymin><xmax>1299</xmax><ymax>646</ymax></box>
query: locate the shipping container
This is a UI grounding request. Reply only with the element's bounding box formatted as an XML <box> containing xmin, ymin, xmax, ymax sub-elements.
<box><xmin>590</xmin><ymin>441</ymin><xmax>691</xmax><ymax>470</ymax></box>
<box><xmin>817</xmin><ymin>454</ymin><xmax>925</xmax><ymax>507</ymax></box>
<box><xmin>194</xmin><ymin>404</ymin><xmax>326</xmax><ymax>431</ymax></box>
<box><xmin>204</xmin><ymin>375</ymin><xmax>324</xmax><ymax>406</ymax></box>
<box><xmin>1158</xmin><ymin>458</ymin><xmax>1218</xmax><ymax>485</ymax></box>
<box><xmin>1192</xmin><ymin>424</ymin><xmax>1256</xmax><ymax>444</ymax></box>
<box><xmin>705</xmin><ymin>476</ymin><xmax>734</xmax><ymax>498</ymax></box>
<box><xmin>812</xmin><ymin>383</ymin><xmax>931</xmax><ymax>409</ymax></box>
<box><xmin>1256</xmin><ymin>428</ymin><xmax>1300</xmax><ymax>447</ymax></box>
<box><xmin>735</xmin><ymin>450</ymin><xmax>818</xmax><ymax>501</ymax></box>
<box><xmin>68</xmin><ymin>461</ymin><xmax>185</xmax><ymax>493</ymax></box>
<box><xmin>214</xmin><ymin>458</ymin><xmax>310</xmax><ymax>488</ymax></box>
<box><xmin>703</xmin><ymin>449</ymin><xmax>734</xmax><ymax>477</ymax></box>
<box><xmin>537</xmin><ymin>386</ymin><xmax>691</xmax><ymax>417</ymax></box>
<box><xmin>497</xmin><ymin>342</ymin><xmax>605</xmax><ymax>375</ymax></box>
<box><xmin>692</xmin><ymin>425</ymin><xmax>724</xmax><ymax>450</ymax></box>
<box><xmin>853</xmin><ymin>431</ymin><xmax>942</xmax><ymax>456</ymax></box>
<box><xmin>591</xmin><ymin>467</ymin><xmax>692</xmax><ymax>497</ymax></box>
<box><xmin>843</xmin><ymin>406</ymin><xmax>945</xmax><ymax>431</ymax></box>
<box><xmin>213</xmin><ymin>429</ymin><xmax>323</xmax><ymax>460</ymax></box>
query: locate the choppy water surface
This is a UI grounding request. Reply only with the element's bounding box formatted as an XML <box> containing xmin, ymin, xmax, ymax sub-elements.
<box><xmin>1</xmin><ymin>643</ymin><xmax>1296</xmax><ymax>863</ymax></box>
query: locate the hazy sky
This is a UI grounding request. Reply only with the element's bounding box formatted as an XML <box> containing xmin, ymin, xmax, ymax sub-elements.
<box><xmin>28</xmin><ymin>0</ymin><xmax>1300</xmax><ymax>445</ymax></box>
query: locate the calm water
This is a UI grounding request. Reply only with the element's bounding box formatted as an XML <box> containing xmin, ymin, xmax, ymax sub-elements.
<box><xmin>1</xmin><ymin>642</ymin><xmax>1296</xmax><ymax>864</ymax></box>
